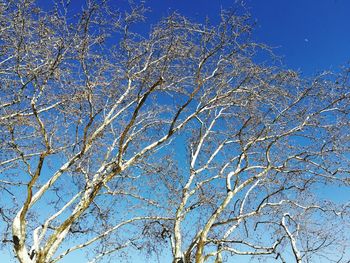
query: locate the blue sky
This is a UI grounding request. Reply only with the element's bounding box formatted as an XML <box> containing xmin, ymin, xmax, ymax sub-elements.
<box><xmin>148</xmin><ymin>0</ymin><xmax>350</xmax><ymax>75</ymax></box>
<box><xmin>35</xmin><ymin>0</ymin><xmax>350</xmax><ymax>73</ymax></box>
<box><xmin>3</xmin><ymin>1</ymin><xmax>350</xmax><ymax>262</ymax></box>
<box><xmin>150</xmin><ymin>0</ymin><xmax>350</xmax><ymax>75</ymax></box>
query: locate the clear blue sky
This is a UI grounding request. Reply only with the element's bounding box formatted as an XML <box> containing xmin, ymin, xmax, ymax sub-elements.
<box><xmin>3</xmin><ymin>1</ymin><xmax>350</xmax><ymax>262</ymax></box>
<box><xmin>36</xmin><ymin>0</ymin><xmax>350</xmax><ymax>73</ymax></box>
<box><xmin>148</xmin><ymin>0</ymin><xmax>350</xmax><ymax>75</ymax></box>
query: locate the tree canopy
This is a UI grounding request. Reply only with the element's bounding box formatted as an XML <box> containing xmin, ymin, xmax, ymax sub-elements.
<box><xmin>0</xmin><ymin>1</ymin><xmax>349</xmax><ymax>262</ymax></box>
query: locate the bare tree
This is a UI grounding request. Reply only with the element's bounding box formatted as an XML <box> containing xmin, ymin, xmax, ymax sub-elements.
<box><xmin>0</xmin><ymin>1</ymin><xmax>349</xmax><ymax>263</ymax></box>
